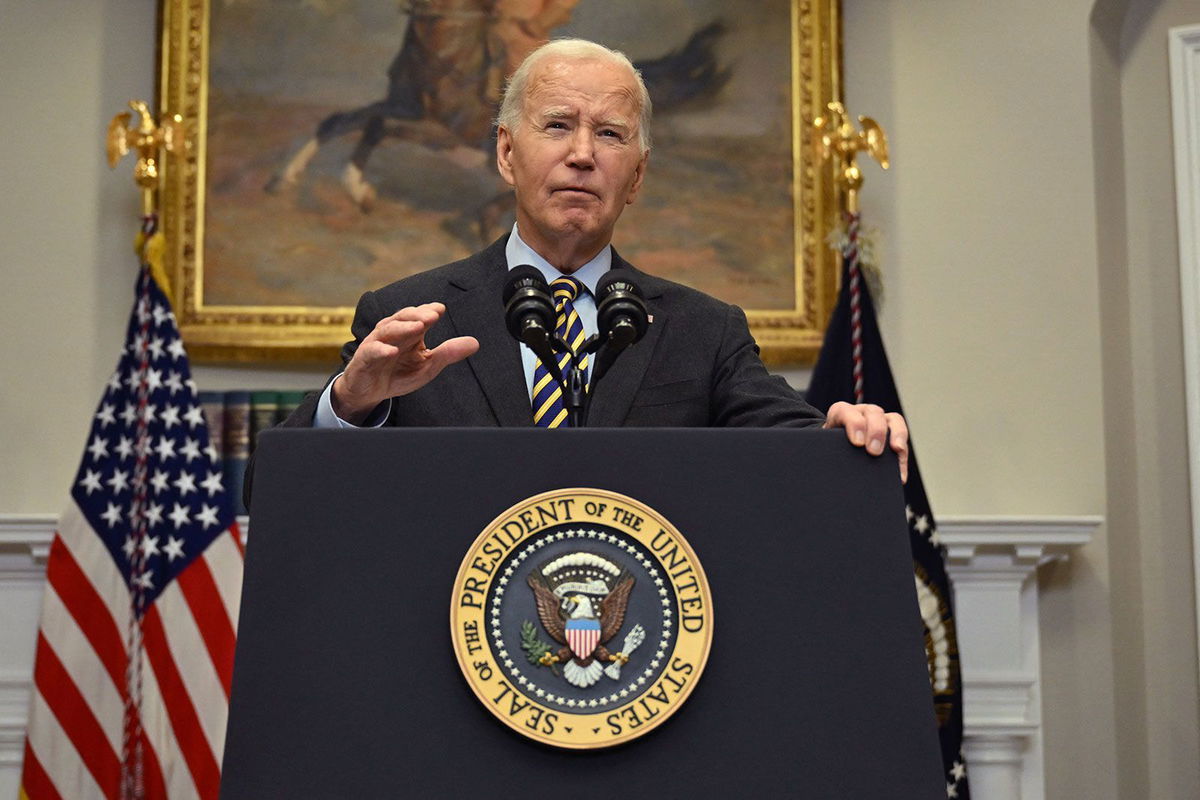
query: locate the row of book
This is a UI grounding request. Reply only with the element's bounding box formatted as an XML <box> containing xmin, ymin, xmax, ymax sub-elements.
<box><xmin>197</xmin><ymin>390</ymin><xmax>314</xmax><ymax>516</ymax></box>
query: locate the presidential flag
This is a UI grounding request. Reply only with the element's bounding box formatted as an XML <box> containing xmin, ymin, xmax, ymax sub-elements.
<box><xmin>806</xmin><ymin>217</ymin><xmax>970</xmax><ymax>798</ymax></box>
<box><xmin>21</xmin><ymin>229</ymin><xmax>243</xmax><ymax>799</ymax></box>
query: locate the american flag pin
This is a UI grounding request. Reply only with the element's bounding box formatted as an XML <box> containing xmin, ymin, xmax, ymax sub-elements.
<box><xmin>647</xmin><ymin>314</ymin><xmax>655</xmax><ymax>324</ymax></box>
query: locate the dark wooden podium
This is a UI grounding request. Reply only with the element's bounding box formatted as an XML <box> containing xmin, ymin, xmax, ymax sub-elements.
<box><xmin>221</xmin><ymin>429</ymin><xmax>944</xmax><ymax>798</ymax></box>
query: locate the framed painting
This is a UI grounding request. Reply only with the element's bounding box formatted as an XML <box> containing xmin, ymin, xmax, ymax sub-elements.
<box><xmin>158</xmin><ymin>0</ymin><xmax>843</xmax><ymax>363</ymax></box>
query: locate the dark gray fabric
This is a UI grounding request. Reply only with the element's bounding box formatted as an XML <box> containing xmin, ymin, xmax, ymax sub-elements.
<box><xmin>282</xmin><ymin>235</ymin><xmax>825</xmax><ymax>430</ymax></box>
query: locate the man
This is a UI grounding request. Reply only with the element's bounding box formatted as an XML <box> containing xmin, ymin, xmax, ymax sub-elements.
<box><xmin>278</xmin><ymin>39</ymin><xmax>907</xmax><ymax>478</ymax></box>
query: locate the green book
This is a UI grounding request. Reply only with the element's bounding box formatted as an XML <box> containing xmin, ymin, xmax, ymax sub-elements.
<box><xmin>249</xmin><ymin>391</ymin><xmax>280</xmax><ymax>457</ymax></box>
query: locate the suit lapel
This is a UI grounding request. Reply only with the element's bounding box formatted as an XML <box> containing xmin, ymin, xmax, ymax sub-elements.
<box><xmin>445</xmin><ymin>238</ymin><xmax>534</xmax><ymax>426</ymax></box>
<box><xmin>586</xmin><ymin>254</ymin><xmax>665</xmax><ymax>427</ymax></box>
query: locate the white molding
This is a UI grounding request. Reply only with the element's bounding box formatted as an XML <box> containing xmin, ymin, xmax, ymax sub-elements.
<box><xmin>0</xmin><ymin>672</ymin><xmax>29</xmax><ymax>768</ymax></box>
<box><xmin>937</xmin><ymin>515</ymin><xmax>1099</xmax><ymax>800</ymax></box>
<box><xmin>0</xmin><ymin>515</ymin><xmax>250</xmax><ymax>575</ymax></box>
<box><xmin>0</xmin><ymin>516</ymin><xmax>52</xmax><ymax>773</ymax></box>
<box><xmin>1169</xmin><ymin>22</ymin><xmax>1200</xmax><ymax>693</ymax></box>
<box><xmin>939</xmin><ymin>515</ymin><xmax>1100</xmax><ymax>564</ymax></box>
<box><xmin>0</xmin><ymin>514</ymin><xmax>55</xmax><ymax>571</ymax></box>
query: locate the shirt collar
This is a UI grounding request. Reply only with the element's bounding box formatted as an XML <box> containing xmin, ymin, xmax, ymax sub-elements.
<box><xmin>505</xmin><ymin>224</ymin><xmax>610</xmax><ymax>296</ymax></box>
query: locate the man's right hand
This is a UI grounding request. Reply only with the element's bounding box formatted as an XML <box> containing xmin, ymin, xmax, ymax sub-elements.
<box><xmin>331</xmin><ymin>302</ymin><xmax>480</xmax><ymax>425</ymax></box>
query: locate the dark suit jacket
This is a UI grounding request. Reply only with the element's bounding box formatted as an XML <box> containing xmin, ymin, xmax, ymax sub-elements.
<box><xmin>282</xmin><ymin>235</ymin><xmax>825</xmax><ymax>430</ymax></box>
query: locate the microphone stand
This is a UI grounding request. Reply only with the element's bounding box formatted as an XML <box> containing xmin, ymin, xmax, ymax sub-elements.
<box><xmin>541</xmin><ymin>333</ymin><xmax>610</xmax><ymax>428</ymax></box>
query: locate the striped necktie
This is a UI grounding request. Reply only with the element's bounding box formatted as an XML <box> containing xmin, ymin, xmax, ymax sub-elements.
<box><xmin>532</xmin><ymin>277</ymin><xmax>589</xmax><ymax>428</ymax></box>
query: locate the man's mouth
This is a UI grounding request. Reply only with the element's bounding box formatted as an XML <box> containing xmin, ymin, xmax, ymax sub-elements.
<box><xmin>554</xmin><ymin>186</ymin><xmax>598</xmax><ymax>198</ymax></box>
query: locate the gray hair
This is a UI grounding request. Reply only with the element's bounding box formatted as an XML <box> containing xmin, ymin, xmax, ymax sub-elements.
<box><xmin>496</xmin><ymin>39</ymin><xmax>653</xmax><ymax>154</ymax></box>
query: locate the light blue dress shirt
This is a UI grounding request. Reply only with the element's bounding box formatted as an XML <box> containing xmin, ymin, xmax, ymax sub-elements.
<box><xmin>315</xmin><ymin>224</ymin><xmax>607</xmax><ymax>428</ymax></box>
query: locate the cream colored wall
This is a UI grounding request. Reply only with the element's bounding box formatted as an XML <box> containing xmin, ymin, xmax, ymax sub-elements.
<box><xmin>0</xmin><ymin>0</ymin><xmax>329</xmax><ymax>514</ymax></box>
<box><xmin>1</xmin><ymin>0</ymin><xmax>1197</xmax><ymax>797</ymax></box>
<box><xmin>2</xmin><ymin>0</ymin><xmax>144</xmax><ymax>511</ymax></box>
<box><xmin>846</xmin><ymin>0</ymin><xmax>1109</xmax><ymax>515</ymax></box>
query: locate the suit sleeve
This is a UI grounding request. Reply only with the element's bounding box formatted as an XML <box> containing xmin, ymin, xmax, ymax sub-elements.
<box><xmin>708</xmin><ymin>304</ymin><xmax>826</xmax><ymax>428</ymax></box>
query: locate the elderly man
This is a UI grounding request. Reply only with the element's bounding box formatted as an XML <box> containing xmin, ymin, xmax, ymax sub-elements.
<box><xmin>282</xmin><ymin>38</ymin><xmax>908</xmax><ymax>477</ymax></box>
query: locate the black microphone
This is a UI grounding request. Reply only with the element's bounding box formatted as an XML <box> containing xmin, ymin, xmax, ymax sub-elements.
<box><xmin>502</xmin><ymin>265</ymin><xmax>555</xmax><ymax>351</ymax></box>
<box><xmin>595</xmin><ymin>272</ymin><xmax>648</xmax><ymax>350</ymax></box>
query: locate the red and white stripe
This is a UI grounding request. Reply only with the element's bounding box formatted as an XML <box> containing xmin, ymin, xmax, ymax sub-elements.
<box><xmin>21</xmin><ymin>501</ymin><xmax>243</xmax><ymax>800</ymax></box>
<box><xmin>846</xmin><ymin>211</ymin><xmax>865</xmax><ymax>404</ymax></box>
<box><xmin>566</xmin><ymin>627</ymin><xmax>601</xmax><ymax>660</ymax></box>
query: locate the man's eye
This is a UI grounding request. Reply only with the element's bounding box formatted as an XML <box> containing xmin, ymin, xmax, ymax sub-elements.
<box><xmin>599</xmin><ymin>129</ymin><xmax>623</xmax><ymax>140</ymax></box>
<box><xmin>546</xmin><ymin>121</ymin><xmax>568</xmax><ymax>130</ymax></box>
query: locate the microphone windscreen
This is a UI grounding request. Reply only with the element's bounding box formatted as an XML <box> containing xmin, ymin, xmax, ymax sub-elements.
<box><xmin>595</xmin><ymin>270</ymin><xmax>644</xmax><ymax>301</ymax></box>
<box><xmin>596</xmin><ymin>271</ymin><xmax>649</xmax><ymax>347</ymax></box>
<box><xmin>503</xmin><ymin>265</ymin><xmax>549</xmax><ymax>305</ymax></box>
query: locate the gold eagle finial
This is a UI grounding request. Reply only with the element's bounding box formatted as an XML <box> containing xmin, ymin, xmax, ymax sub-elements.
<box><xmin>106</xmin><ymin>100</ymin><xmax>185</xmax><ymax>215</ymax></box>
<box><xmin>812</xmin><ymin>101</ymin><xmax>889</xmax><ymax>214</ymax></box>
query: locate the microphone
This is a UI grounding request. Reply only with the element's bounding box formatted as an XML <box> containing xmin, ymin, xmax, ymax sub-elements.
<box><xmin>595</xmin><ymin>272</ymin><xmax>648</xmax><ymax>350</ymax></box>
<box><xmin>502</xmin><ymin>265</ymin><xmax>555</xmax><ymax>351</ymax></box>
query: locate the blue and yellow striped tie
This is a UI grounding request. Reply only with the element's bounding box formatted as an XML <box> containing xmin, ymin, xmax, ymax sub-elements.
<box><xmin>532</xmin><ymin>277</ymin><xmax>589</xmax><ymax>428</ymax></box>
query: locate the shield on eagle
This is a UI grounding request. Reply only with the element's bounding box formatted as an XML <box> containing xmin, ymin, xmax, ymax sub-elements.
<box><xmin>565</xmin><ymin>617</ymin><xmax>602</xmax><ymax>660</ymax></box>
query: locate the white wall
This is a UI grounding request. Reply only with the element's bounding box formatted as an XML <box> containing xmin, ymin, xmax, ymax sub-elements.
<box><xmin>1</xmin><ymin>0</ymin><xmax>1197</xmax><ymax>798</ymax></box>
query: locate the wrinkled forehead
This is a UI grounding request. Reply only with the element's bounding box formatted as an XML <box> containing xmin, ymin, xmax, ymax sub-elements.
<box><xmin>523</xmin><ymin>57</ymin><xmax>642</xmax><ymax>122</ymax></box>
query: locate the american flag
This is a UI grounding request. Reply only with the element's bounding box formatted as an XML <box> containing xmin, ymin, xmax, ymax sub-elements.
<box><xmin>21</xmin><ymin>258</ymin><xmax>244</xmax><ymax>799</ymax></box>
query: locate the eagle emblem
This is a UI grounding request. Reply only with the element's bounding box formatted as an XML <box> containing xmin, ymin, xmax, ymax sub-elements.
<box><xmin>526</xmin><ymin>552</ymin><xmax>645</xmax><ymax>688</ymax></box>
<box><xmin>452</xmin><ymin>489</ymin><xmax>714</xmax><ymax>749</ymax></box>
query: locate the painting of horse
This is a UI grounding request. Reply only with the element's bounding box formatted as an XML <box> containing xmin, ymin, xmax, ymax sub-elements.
<box><xmin>202</xmin><ymin>0</ymin><xmax>800</xmax><ymax>315</ymax></box>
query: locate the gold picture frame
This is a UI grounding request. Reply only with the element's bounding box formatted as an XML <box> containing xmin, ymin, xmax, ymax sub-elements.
<box><xmin>158</xmin><ymin>0</ymin><xmax>843</xmax><ymax>364</ymax></box>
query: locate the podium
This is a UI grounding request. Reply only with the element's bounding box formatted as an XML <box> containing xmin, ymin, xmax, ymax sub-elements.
<box><xmin>221</xmin><ymin>428</ymin><xmax>944</xmax><ymax>798</ymax></box>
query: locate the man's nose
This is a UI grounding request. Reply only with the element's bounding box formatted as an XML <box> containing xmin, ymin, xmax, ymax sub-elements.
<box><xmin>565</xmin><ymin>128</ymin><xmax>596</xmax><ymax>168</ymax></box>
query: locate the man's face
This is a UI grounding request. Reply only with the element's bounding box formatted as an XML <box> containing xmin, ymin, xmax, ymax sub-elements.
<box><xmin>496</xmin><ymin>56</ymin><xmax>649</xmax><ymax>266</ymax></box>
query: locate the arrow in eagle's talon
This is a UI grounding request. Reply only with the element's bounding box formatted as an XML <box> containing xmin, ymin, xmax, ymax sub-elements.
<box><xmin>604</xmin><ymin>624</ymin><xmax>647</xmax><ymax>680</ymax></box>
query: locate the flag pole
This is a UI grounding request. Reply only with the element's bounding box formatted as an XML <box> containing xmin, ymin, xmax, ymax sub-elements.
<box><xmin>104</xmin><ymin>100</ymin><xmax>182</xmax><ymax>800</ymax></box>
<box><xmin>813</xmin><ymin>103</ymin><xmax>890</xmax><ymax>403</ymax></box>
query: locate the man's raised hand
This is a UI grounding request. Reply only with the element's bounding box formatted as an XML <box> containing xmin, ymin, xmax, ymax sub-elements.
<box><xmin>331</xmin><ymin>303</ymin><xmax>479</xmax><ymax>425</ymax></box>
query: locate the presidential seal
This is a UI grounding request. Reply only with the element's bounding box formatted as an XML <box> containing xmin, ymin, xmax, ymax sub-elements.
<box><xmin>450</xmin><ymin>488</ymin><xmax>713</xmax><ymax>749</ymax></box>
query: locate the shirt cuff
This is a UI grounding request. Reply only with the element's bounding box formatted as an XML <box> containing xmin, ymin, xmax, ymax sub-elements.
<box><xmin>314</xmin><ymin>375</ymin><xmax>391</xmax><ymax>428</ymax></box>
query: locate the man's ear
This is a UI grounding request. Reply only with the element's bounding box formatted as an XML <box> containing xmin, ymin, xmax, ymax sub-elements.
<box><xmin>626</xmin><ymin>151</ymin><xmax>649</xmax><ymax>206</ymax></box>
<box><xmin>496</xmin><ymin>126</ymin><xmax>517</xmax><ymax>188</ymax></box>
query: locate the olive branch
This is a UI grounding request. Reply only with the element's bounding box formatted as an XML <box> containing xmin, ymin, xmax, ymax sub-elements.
<box><xmin>520</xmin><ymin>620</ymin><xmax>559</xmax><ymax>675</ymax></box>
